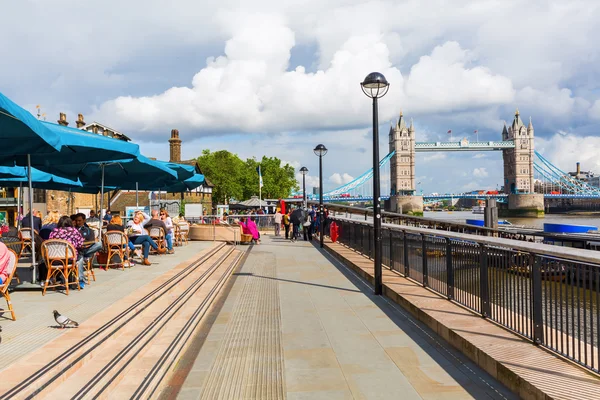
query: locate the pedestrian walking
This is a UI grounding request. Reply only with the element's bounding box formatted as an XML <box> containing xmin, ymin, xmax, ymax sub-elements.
<box><xmin>274</xmin><ymin>209</ymin><xmax>282</xmax><ymax>236</ymax></box>
<box><xmin>283</xmin><ymin>211</ymin><xmax>291</xmax><ymax>239</ymax></box>
<box><xmin>290</xmin><ymin>207</ymin><xmax>304</xmax><ymax>242</ymax></box>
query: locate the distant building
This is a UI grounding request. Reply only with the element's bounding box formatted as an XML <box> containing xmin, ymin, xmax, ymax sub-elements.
<box><xmin>568</xmin><ymin>162</ymin><xmax>595</xmax><ymax>182</ymax></box>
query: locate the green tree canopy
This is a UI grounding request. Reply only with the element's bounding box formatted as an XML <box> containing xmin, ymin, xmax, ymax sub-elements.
<box><xmin>197</xmin><ymin>150</ymin><xmax>299</xmax><ymax>205</ymax></box>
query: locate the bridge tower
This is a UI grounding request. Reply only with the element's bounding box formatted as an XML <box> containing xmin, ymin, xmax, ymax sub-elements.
<box><xmin>388</xmin><ymin>111</ymin><xmax>423</xmax><ymax>215</ymax></box>
<box><xmin>501</xmin><ymin>109</ymin><xmax>544</xmax><ymax>217</ymax></box>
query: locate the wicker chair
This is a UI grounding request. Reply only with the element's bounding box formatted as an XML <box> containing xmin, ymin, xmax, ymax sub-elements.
<box><xmin>41</xmin><ymin>240</ymin><xmax>80</xmax><ymax>296</ymax></box>
<box><xmin>19</xmin><ymin>228</ymin><xmax>34</xmax><ymax>256</ymax></box>
<box><xmin>103</xmin><ymin>231</ymin><xmax>129</xmax><ymax>270</ymax></box>
<box><xmin>177</xmin><ymin>223</ymin><xmax>190</xmax><ymax>245</ymax></box>
<box><xmin>0</xmin><ymin>249</ymin><xmax>19</xmax><ymax>320</ymax></box>
<box><xmin>149</xmin><ymin>227</ymin><xmax>166</xmax><ymax>254</ymax></box>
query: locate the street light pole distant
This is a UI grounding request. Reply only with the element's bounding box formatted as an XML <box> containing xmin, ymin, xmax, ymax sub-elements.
<box><xmin>314</xmin><ymin>144</ymin><xmax>327</xmax><ymax>248</ymax></box>
<box><xmin>361</xmin><ymin>72</ymin><xmax>390</xmax><ymax>296</ymax></box>
<box><xmin>300</xmin><ymin>166</ymin><xmax>308</xmax><ymax>209</ymax></box>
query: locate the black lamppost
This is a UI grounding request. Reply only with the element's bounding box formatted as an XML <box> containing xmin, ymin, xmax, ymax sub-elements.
<box><xmin>361</xmin><ymin>72</ymin><xmax>390</xmax><ymax>296</ymax></box>
<box><xmin>300</xmin><ymin>166</ymin><xmax>308</xmax><ymax>209</ymax></box>
<box><xmin>314</xmin><ymin>144</ymin><xmax>327</xmax><ymax>248</ymax></box>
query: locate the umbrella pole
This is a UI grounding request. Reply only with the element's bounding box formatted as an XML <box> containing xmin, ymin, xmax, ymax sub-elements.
<box><xmin>27</xmin><ymin>154</ymin><xmax>37</xmax><ymax>283</ymax></box>
<box><xmin>136</xmin><ymin>182</ymin><xmax>139</xmax><ymax>208</ymax></box>
<box><xmin>18</xmin><ymin>182</ymin><xmax>23</xmax><ymax>229</ymax></box>
<box><xmin>100</xmin><ymin>164</ymin><xmax>105</xmax><ymax>224</ymax></box>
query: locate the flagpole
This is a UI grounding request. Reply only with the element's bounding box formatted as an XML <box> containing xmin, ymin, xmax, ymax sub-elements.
<box><xmin>259</xmin><ymin>165</ymin><xmax>262</xmax><ymax>212</ymax></box>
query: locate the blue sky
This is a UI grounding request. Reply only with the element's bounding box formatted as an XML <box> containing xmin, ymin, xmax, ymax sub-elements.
<box><xmin>2</xmin><ymin>0</ymin><xmax>600</xmax><ymax>194</ymax></box>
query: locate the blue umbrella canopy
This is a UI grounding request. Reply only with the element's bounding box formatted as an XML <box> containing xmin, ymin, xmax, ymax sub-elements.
<box><xmin>50</xmin><ymin>155</ymin><xmax>179</xmax><ymax>189</ymax></box>
<box><xmin>0</xmin><ymin>92</ymin><xmax>140</xmax><ymax>172</ymax></box>
<box><xmin>159</xmin><ymin>162</ymin><xmax>196</xmax><ymax>181</ymax></box>
<box><xmin>162</xmin><ymin>173</ymin><xmax>206</xmax><ymax>193</ymax></box>
<box><xmin>0</xmin><ymin>166</ymin><xmax>100</xmax><ymax>193</ymax></box>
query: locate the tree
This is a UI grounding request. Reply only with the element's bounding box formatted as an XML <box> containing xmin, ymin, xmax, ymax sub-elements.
<box><xmin>242</xmin><ymin>156</ymin><xmax>298</xmax><ymax>200</ymax></box>
<box><xmin>197</xmin><ymin>150</ymin><xmax>299</xmax><ymax>205</ymax></box>
<box><xmin>197</xmin><ymin>150</ymin><xmax>245</xmax><ymax>204</ymax></box>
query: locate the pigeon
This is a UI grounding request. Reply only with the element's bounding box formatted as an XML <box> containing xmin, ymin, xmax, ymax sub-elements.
<box><xmin>53</xmin><ymin>310</ymin><xmax>79</xmax><ymax>329</ymax></box>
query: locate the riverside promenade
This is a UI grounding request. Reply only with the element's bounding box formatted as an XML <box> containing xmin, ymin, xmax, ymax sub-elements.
<box><xmin>1</xmin><ymin>232</ymin><xmax>599</xmax><ymax>398</ymax></box>
<box><xmin>166</xmin><ymin>236</ymin><xmax>515</xmax><ymax>399</ymax></box>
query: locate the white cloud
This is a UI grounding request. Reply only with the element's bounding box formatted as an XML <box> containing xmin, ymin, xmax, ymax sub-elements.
<box><xmin>589</xmin><ymin>100</ymin><xmax>600</xmax><ymax>120</ymax></box>
<box><xmin>423</xmin><ymin>153</ymin><xmax>447</xmax><ymax>162</ymax></box>
<box><xmin>472</xmin><ymin>153</ymin><xmax>486</xmax><ymax>159</ymax></box>
<box><xmin>329</xmin><ymin>172</ymin><xmax>354</xmax><ymax>185</ymax></box>
<box><xmin>473</xmin><ymin>167</ymin><xmax>488</xmax><ymax>178</ymax></box>
<box><xmin>536</xmin><ymin>134</ymin><xmax>600</xmax><ymax>173</ymax></box>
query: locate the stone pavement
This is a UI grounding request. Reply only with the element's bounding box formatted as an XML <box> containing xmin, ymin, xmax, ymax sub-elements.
<box><xmin>0</xmin><ymin>241</ymin><xmax>212</xmax><ymax>370</ymax></box>
<box><xmin>174</xmin><ymin>235</ymin><xmax>516</xmax><ymax>399</ymax></box>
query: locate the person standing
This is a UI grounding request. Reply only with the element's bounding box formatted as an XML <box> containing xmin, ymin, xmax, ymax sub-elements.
<box><xmin>273</xmin><ymin>209</ymin><xmax>282</xmax><ymax>236</ymax></box>
<box><xmin>283</xmin><ymin>211</ymin><xmax>290</xmax><ymax>239</ymax></box>
<box><xmin>290</xmin><ymin>207</ymin><xmax>304</xmax><ymax>242</ymax></box>
<box><xmin>303</xmin><ymin>209</ymin><xmax>313</xmax><ymax>241</ymax></box>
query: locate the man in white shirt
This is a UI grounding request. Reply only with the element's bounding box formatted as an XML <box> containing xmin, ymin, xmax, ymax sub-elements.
<box><xmin>273</xmin><ymin>209</ymin><xmax>283</xmax><ymax>236</ymax></box>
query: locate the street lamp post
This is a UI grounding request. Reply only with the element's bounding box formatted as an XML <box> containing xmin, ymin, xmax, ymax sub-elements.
<box><xmin>300</xmin><ymin>166</ymin><xmax>308</xmax><ymax>209</ymax></box>
<box><xmin>361</xmin><ymin>72</ymin><xmax>390</xmax><ymax>296</ymax></box>
<box><xmin>314</xmin><ymin>144</ymin><xmax>327</xmax><ymax>248</ymax></box>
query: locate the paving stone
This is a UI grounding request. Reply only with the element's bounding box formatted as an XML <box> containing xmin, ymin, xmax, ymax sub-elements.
<box><xmin>178</xmin><ymin>235</ymin><xmax>516</xmax><ymax>400</ymax></box>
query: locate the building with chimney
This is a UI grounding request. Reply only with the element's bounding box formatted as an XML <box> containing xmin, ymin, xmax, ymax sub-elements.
<box><xmin>15</xmin><ymin>113</ymin><xmax>214</xmax><ymax>219</ymax></box>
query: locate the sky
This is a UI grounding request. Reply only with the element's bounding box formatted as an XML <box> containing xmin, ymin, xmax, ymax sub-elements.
<box><xmin>2</xmin><ymin>0</ymin><xmax>600</xmax><ymax>195</ymax></box>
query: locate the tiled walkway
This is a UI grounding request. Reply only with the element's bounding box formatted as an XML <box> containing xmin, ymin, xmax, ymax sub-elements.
<box><xmin>176</xmin><ymin>236</ymin><xmax>516</xmax><ymax>399</ymax></box>
<box><xmin>0</xmin><ymin>241</ymin><xmax>212</xmax><ymax>370</ymax></box>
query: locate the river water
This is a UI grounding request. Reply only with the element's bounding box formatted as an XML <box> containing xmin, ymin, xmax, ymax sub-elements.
<box><xmin>424</xmin><ymin>211</ymin><xmax>600</xmax><ymax>230</ymax></box>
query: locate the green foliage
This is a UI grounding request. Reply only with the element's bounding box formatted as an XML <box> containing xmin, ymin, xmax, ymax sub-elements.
<box><xmin>197</xmin><ymin>150</ymin><xmax>299</xmax><ymax>205</ymax></box>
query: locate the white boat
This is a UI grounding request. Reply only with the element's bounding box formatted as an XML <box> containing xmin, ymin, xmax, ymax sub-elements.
<box><xmin>472</xmin><ymin>206</ymin><xmax>485</xmax><ymax>214</ymax></box>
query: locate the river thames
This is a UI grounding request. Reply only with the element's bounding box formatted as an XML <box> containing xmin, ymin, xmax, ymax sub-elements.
<box><xmin>424</xmin><ymin>211</ymin><xmax>600</xmax><ymax>230</ymax></box>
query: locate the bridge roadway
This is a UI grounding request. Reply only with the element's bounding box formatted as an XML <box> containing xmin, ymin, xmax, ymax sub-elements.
<box><xmin>169</xmin><ymin>235</ymin><xmax>514</xmax><ymax>399</ymax></box>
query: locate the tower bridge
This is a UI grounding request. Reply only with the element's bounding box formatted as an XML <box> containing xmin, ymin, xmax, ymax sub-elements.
<box><xmin>295</xmin><ymin>109</ymin><xmax>600</xmax><ymax>216</ymax></box>
<box><xmin>388</xmin><ymin>109</ymin><xmax>541</xmax><ymax>216</ymax></box>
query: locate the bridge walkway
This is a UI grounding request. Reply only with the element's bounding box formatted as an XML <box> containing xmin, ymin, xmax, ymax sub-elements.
<box><xmin>168</xmin><ymin>235</ymin><xmax>515</xmax><ymax>400</ymax></box>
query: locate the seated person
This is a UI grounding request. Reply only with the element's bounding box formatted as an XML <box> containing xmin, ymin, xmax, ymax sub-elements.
<box><xmin>40</xmin><ymin>211</ymin><xmax>60</xmax><ymax>240</ymax></box>
<box><xmin>49</xmin><ymin>216</ymin><xmax>86</xmax><ymax>289</ymax></box>
<box><xmin>127</xmin><ymin>212</ymin><xmax>165</xmax><ymax>265</ymax></box>
<box><xmin>144</xmin><ymin>210</ymin><xmax>173</xmax><ymax>253</ymax></box>
<box><xmin>246</xmin><ymin>216</ymin><xmax>260</xmax><ymax>244</ymax></box>
<box><xmin>159</xmin><ymin>209</ymin><xmax>175</xmax><ymax>254</ymax></box>
<box><xmin>74</xmin><ymin>213</ymin><xmax>102</xmax><ymax>261</ymax></box>
<box><xmin>22</xmin><ymin>209</ymin><xmax>42</xmax><ymax>232</ymax></box>
<box><xmin>0</xmin><ymin>242</ymin><xmax>11</xmax><ymax>285</ymax></box>
<box><xmin>106</xmin><ymin>215</ymin><xmax>137</xmax><ymax>265</ymax></box>
<box><xmin>87</xmin><ymin>210</ymin><xmax>99</xmax><ymax>223</ymax></box>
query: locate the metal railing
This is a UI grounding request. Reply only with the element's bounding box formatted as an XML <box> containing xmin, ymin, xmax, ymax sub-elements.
<box><xmin>332</xmin><ymin>217</ymin><xmax>600</xmax><ymax>374</ymax></box>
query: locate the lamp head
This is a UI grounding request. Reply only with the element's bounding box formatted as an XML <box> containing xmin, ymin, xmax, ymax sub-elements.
<box><xmin>300</xmin><ymin>166</ymin><xmax>309</xmax><ymax>175</ymax></box>
<box><xmin>360</xmin><ymin>72</ymin><xmax>390</xmax><ymax>99</ymax></box>
<box><xmin>313</xmin><ymin>144</ymin><xmax>328</xmax><ymax>157</ymax></box>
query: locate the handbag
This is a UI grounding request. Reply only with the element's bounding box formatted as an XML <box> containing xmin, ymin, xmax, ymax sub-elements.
<box><xmin>303</xmin><ymin>215</ymin><xmax>312</xmax><ymax>227</ymax></box>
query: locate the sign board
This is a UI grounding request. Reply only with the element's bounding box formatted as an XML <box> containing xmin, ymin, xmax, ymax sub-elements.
<box><xmin>125</xmin><ymin>206</ymin><xmax>150</xmax><ymax>220</ymax></box>
<box><xmin>217</xmin><ymin>205</ymin><xmax>229</xmax><ymax>218</ymax></box>
<box><xmin>185</xmin><ymin>203</ymin><xmax>203</xmax><ymax>218</ymax></box>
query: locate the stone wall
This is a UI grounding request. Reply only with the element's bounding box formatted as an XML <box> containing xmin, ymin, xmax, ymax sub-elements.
<box><xmin>388</xmin><ymin>195</ymin><xmax>424</xmax><ymax>216</ymax></box>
